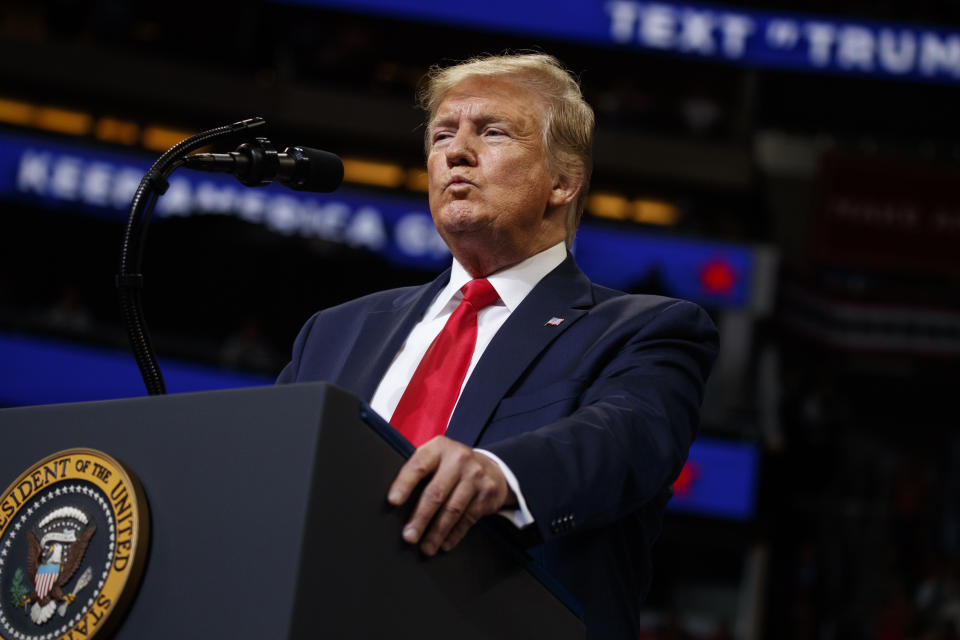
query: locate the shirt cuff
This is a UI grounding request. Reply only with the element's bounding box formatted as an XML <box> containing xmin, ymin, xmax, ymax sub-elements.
<box><xmin>475</xmin><ymin>449</ymin><xmax>535</xmax><ymax>529</ymax></box>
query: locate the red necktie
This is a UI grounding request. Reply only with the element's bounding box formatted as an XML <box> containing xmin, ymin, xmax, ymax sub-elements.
<box><xmin>390</xmin><ymin>278</ymin><xmax>499</xmax><ymax>447</ymax></box>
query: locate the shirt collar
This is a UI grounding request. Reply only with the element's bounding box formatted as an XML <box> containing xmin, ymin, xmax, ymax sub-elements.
<box><xmin>425</xmin><ymin>242</ymin><xmax>567</xmax><ymax>321</ymax></box>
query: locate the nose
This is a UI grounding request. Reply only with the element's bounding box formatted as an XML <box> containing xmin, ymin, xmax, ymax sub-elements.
<box><xmin>444</xmin><ymin>128</ymin><xmax>477</xmax><ymax>167</ymax></box>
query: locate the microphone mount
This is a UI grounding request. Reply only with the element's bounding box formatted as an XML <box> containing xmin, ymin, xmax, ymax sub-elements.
<box><xmin>183</xmin><ymin>137</ymin><xmax>344</xmax><ymax>193</ymax></box>
<box><xmin>191</xmin><ymin>137</ymin><xmax>286</xmax><ymax>186</ymax></box>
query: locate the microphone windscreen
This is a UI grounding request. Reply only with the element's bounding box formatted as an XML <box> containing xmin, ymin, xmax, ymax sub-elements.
<box><xmin>285</xmin><ymin>146</ymin><xmax>344</xmax><ymax>193</ymax></box>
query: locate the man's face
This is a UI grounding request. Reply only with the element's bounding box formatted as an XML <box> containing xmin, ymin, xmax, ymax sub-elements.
<box><xmin>427</xmin><ymin>76</ymin><xmax>570</xmax><ymax>275</ymax></box>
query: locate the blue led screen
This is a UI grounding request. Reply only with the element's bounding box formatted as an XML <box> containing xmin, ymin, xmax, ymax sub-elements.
<box><xmin>0</xmin><ymin>131</ymin><xmax>753</xmax><ymax>308</ymax></box>
<box><xmin>277</xmin><ymin>0</ymin><xmax>960</xmax><ymax>85</ymax></box>
<box><xmin>0</xmin><ymin>331</ymin><xmax>274</xmax><ymax>408</ymax></box>
<box><xmin>668</xmin><ymin>436</ymin><xmax>760</xmax><ymax>521</ymax></box>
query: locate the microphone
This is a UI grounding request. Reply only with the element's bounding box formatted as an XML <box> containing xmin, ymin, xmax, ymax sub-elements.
<box><xmin>184</xmin><ymin>137</ymin><xmax>343</xmax><ymax>193</ymax></box>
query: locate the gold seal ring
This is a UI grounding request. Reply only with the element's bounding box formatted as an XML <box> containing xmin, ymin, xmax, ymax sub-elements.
<box><xmin>0</xmin><ymin>448</ymin><xmax>149</xmax><ymax>640</ymax></box>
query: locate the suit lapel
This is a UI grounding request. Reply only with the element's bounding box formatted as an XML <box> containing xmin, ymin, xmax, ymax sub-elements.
<box><xmin>336</xmin><ymin>270</ymin><xmax>450</xmax><ymax>401</ymax></box>
<box><xmin>446</xmin><ymin>256</ymin><xmax>595</xmax><ymax>445</ymax></box>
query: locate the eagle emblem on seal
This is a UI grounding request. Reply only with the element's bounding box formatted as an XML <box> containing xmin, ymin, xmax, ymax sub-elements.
<box><xmin>21</xmin><ymin>506</ymin><xmax>96</xmax><ymax>625</ymax></box>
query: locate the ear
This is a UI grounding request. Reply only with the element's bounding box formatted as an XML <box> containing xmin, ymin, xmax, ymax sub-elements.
<box><xmin>548</xmin><ymin>172</ymin><xmax>581</xmax><ymax>208</ymax></box>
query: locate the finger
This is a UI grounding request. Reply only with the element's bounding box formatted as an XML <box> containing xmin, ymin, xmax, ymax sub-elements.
<box><xmin>419</xmin><ymin>482</ymin><xmax>477</xmax><ymax>556</ymax></box>
<box><xmin>387</xmin><ymin>442</ymin><xmax>442</xmax><ymax>507</ymax></box>
<box><xmin>439</xmin><ymin>495</ymin><xmax>482</xmax><ymax>552</ymax></box>
<box><xmin>438</xmin><ymin>464</ymin><xmax>509</xmax><ymax>552</ymax></box>
<box><xmin>401</xmin><ymin>453</ymin><xmax>462</xmax><ymax>546</ymax></box>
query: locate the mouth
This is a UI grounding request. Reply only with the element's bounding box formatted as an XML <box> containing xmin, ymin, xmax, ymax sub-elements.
<box><xmin>446</xmin><ymin>176</ymin><xmax>474</xmax><ymax>188</ymax></box>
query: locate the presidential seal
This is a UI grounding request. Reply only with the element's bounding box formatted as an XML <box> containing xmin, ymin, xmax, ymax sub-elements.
<box><xmin>0</xmin><ymin>449</ymin><xmax>149</xmax><ymax>640</ymax></box>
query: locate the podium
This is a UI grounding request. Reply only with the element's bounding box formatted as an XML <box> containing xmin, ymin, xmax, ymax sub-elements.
<box><xmin>0</xmin><ymin>383</ymin><xmax>584</xmax><ymax>639</ymax></box>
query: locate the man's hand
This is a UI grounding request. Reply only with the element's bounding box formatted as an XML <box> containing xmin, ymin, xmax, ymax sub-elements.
<box><xmin>387</xmin><ymin>436</ymin><xmax>516</xmax><ymax>556</ymax></box>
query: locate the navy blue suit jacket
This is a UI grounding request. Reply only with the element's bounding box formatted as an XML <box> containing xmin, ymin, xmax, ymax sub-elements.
<box><xmin>277</xmin><ymin>255</ymin><xmax>718</xmax><ymax>639</ymax></box>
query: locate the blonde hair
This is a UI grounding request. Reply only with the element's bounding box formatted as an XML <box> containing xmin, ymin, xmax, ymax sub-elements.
<box><xmin>418</xmin><ymin>53</ymin><xmax>594</xmax><ymax>244</ymax></box>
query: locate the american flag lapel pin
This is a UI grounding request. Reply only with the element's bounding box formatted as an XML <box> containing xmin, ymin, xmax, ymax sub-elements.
<box><xmin>545</xmin><ymin>316</ymin><xmax>564</xmax><ymax>326</ymax></box>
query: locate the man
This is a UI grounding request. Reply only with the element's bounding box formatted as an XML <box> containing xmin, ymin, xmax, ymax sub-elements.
<box><xmin>277</xmin><ymin>53</ymin><xmax>718</xmax><ymax>639</ymax></box>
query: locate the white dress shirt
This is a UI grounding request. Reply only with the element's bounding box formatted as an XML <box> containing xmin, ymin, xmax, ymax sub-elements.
<box><xmin>370</xmin><ymin>241</ymin><xmax>568</xmax><ymax>527</ymax></box>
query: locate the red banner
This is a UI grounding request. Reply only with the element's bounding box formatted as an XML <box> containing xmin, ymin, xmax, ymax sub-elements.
<box><xmin>812</xmin><ymin>152</ymin><xmax>960</xmax><ymax>275</ymax></box>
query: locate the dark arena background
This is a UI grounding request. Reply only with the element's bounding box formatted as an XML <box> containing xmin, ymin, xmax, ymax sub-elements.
<box><xmin>1</xmin><ymin>1</ymin><xmax>959</xmax><ymax>638</ymax></box>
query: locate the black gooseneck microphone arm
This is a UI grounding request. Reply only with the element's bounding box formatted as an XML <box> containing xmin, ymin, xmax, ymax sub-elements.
<box><xmin>117</xmin><ymin>117</ymin><xmax>267</xmax><ymax>395</ymax></box>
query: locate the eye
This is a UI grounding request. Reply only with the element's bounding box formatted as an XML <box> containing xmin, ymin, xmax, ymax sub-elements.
<box><xmin>431</xmin><ymin>130</ymin><xmax>454</xmax><ymax>145</ymax></box>
<box><xmin>483</xmin><ymin>127</ymin><xmax>506</xmax><ymax>138</ymax></box>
